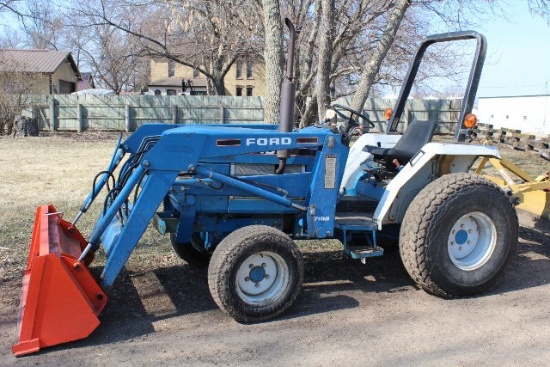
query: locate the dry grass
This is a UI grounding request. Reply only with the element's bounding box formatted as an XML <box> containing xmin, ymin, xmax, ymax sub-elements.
<box><xmin>0</xmin><ymin>132</ymin><xmax>548</xmax><ymax>283</ymax></box>
<box><xmin>0</xmin><ymin>132</ymin><xmax>191</xmax><ymax>282</ymax></box>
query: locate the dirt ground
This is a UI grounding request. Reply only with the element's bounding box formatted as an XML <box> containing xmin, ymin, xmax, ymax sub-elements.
<box><xmin>2</xmin><ymin>232</ymin><xmax>549</xmax><ymax>367</ymax></box>
<box><xmin>0</xmin><ymin>133</ymin><xmax>549</xmax><ymax>366</ymax></box>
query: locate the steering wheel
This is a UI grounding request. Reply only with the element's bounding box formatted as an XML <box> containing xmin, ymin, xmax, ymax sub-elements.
<box><xmin>331</xmin><ymin>104</ymin><xmax>375</xmax><ymax>136</ymax></box>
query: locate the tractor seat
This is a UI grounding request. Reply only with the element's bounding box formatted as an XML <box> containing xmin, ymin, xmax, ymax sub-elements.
<box><xmin>363</xmin><ymin>120</ymin><xmax>437</xmax><ymax>166</ymax></box>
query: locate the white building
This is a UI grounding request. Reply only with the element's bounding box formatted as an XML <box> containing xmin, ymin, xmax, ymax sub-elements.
<box><xmin>478</xmin><ymin>95</ymin><xmax>550</xmax><ymax>135</ymax></box>
<box><xmin>147</xmin><ymin>77</ymin><xmax>208</xmax><ymax>96</ymax></box>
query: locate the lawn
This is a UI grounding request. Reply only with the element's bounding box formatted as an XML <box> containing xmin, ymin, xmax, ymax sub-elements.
<box><xmin>0</xmin><ymin>132</ymin><xmax>180</xmax><ymax>283</ymax></box>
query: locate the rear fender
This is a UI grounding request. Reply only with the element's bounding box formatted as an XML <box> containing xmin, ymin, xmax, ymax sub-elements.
<box><xmin>374</xmin><ymin>142</ymin><xmax>501</xmax><ymax>229</ymax></box>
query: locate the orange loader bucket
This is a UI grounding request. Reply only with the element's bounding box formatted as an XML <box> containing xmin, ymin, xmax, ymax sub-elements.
<box><xmin>12</xmin><ymin>204</ymin><xmax>107</xmax><ymax>357</ymax></box>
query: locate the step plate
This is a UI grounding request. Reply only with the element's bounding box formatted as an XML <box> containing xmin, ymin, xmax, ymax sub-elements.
<box><xmin>335</xmin><ymin>212</ymin><xmax>377</xmax><ymax>231</ymax></box>
<box><xmin>349</xmin><ymin>247</ymin><xmax>384</xmax><ymax>259</ymax></box>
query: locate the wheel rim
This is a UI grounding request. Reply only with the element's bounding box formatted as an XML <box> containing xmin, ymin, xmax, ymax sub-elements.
<box><xmin>447</xmin><ymin>212</ymin><xmax>497</xmax><ymax>271</ymax></box>
<box><xmin>236</xmin><ymin>252</ymin><xmax>290</xmax><ymax>307</ymax></box>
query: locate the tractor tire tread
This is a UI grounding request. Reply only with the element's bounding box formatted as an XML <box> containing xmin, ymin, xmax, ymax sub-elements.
<box><xmin>208</xmin><ymin>225</ymin><xmax>303</xmax><ymax>323</ymax></box>
<box><xmin>399</xmin><ymin>172</ymin><xmax>517</xmax><ymax>298</ymax></box>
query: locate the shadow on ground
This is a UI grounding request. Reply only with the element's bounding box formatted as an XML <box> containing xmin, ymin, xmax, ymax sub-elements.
<box><xmin>6</xmin><ymin>226</ymin><xmax>549</xmax><ymax>357</ymax></box>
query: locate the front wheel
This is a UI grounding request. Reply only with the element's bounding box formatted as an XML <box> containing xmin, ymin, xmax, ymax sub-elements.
<box><xmin>208</xmin><ymin>225</ymin><xmax>304</xmax><ymax>323</ymax></box>
<box><xmin>400</xmin><ymin>173</ymin><xmax>518</xmax><ymax>297</ymax></box>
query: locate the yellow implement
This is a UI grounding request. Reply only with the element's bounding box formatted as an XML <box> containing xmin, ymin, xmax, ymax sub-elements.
<box><xmin>475</xmin><ymin>157</ymin><xmax>550</xmax><ymax>231</ymax></box>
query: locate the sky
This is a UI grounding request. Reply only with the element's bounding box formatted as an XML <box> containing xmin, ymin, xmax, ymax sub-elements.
<box><xmin>476</xmin><ymin>2</ymin><xmax>550</xmax><ymax>98</ymax></box>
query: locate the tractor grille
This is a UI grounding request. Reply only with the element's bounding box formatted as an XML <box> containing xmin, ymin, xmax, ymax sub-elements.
<box><xmin>231</xmin><ymin>164</ymin><xmax>304</xmax><ymax>176</ymax></box>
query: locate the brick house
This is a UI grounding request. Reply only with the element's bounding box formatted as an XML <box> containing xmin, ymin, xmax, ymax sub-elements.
<box><xmin>148</xmin><ymin>55</ymin><xmax>266</xmax><ymax>96</ymax></box>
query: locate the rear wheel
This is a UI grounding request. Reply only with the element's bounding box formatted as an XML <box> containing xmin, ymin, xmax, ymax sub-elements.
<box><xmin>208</xmin><ymin>225</ymin><xmax>304</xmax><ymax>323</ymax></box>
<box><xmin>400</xmin><ymin>173</ymin><xmax>518</xmax><ymax>297</ymax></box>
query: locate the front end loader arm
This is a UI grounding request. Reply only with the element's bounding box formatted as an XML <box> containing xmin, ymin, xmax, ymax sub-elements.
<box><xmin>13</xmin><ymin>124</ymin><xmax>340</xmax><ymax>356</ymax></box>
<box><xmin>12</xmin><ymin>125</ymin><xmax>194</xmax><ymax>356</ymax></box>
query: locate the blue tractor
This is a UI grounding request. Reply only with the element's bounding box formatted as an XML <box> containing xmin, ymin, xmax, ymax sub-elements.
<box><xmin>13</xmin><ymin>21</ymin><xmax>517</xmax><ymax>356</ymax></box>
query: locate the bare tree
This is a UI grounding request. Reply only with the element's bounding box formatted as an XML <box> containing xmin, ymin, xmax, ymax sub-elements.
<box><xmin>18</xmin><ymin>0</ymin><xmax>65</xmax><ymax>50</ymax></box>
<box><xmin>291</xmin><ymin>0</ymin><xmax>321</xmax><ymax>127</ymax></box>
<box><xmin>315</xmin><ymin>0</ymin><xmax>334</xmax><ymax>120</ymax></box>
<box><xmin>291</xmin><ymin>0</ymin><xmax>396</xmax><ymax>126</ymax></box>
<box><xmin>262</xmin><ymin>0</ymin><xmax>284</xmax><ymax>123</ymax></box>
<box><xmin>79</xmin><ymin>23</ymin><xmax>147</xmax><ymax>93</ymax></box>
<box><xmin>0</xmin><ymin>0</ymin><xmax>510</xmax><ymax>112</ymax></box>
<box><xmin>75</xmin><ymin>0</ymin><xmax>262</xmax><ymax>95</ymax></box>
<box><xmin>60</xmin><ymin>17</ymin><xmax>92</xmax><ymax>68</ymax></box>
<box><xmin>0</xmin><ymin>1</ymin><xmax>24</xmax><ymax>47</ymax></box>
<box><xmin>288</xmin><ymin>0</ymin><xmax>503</xmax><ymax>126</ymax></box>
<box><xmin>0</xmin><ymin>55</ymin><xmax>37</xmax><ymax>135</ymax></box>
<box><xmin>350</xmin><ymin>0</ymin><xmax>410</xmax><ymax>112</ymax></box>
<box><xmin>0</xmin><ymin>0</ymin><xmax>23</xmax><ymax>16</ymax></box>
<box><xmin>529</xmin><ymin>0</ymin><xmax>550</xmax><ymax>21</ymax></box>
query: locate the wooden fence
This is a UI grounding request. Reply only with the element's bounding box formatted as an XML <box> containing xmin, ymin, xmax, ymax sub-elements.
<box><xmin>334</xmin><ymin>97</ymin><xmax>463</xmax><ymax>133</ymax></box>
<box><xmin>26</xmin><ymin>95</ymin><xmax>265</xmax><ymax>132</ymax></box>
<box><xmin>24</xmin><ymin>95</ymin><xmax>463</xmax><ymax>133</ymax></box>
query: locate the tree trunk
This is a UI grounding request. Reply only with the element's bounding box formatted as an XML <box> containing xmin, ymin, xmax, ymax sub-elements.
<box><xmin>262</xmin><ymin>0</ymin><xmax>284</xmax><ymax>124</ymax></box>
<box><xmin>315</xmin><ymin>0</ymin><xmax>334</xmax><ymax>122</ymax></box>
<box><xmin>208</xmin><ymin>73</ymin><xmax>229</xmax><ymax>96</ymax></box>
<box><xmin>300</xmin><ymin>96</ymin><xmax>318</xmax><ymax>129</ymax></box>
<box><xmin>296</xmin><ymin>5</ymin><xmax>321</xmax><ymax>127</ymax></box>
<box><xmin>350</xmin><ymin>0</ymin><xmax>410</xmax><ymax>112</ymax></box>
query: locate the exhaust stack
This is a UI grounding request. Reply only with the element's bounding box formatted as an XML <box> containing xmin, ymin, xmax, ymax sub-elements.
<box><xmin>278</xmin><ymin>18</ymin><xmax>297</xmax><ymax>134</ymax></box>
<box><xmin>276</xmin><ymin>18</ymin><xmax>297</xmax><ymax>173</ymax></box>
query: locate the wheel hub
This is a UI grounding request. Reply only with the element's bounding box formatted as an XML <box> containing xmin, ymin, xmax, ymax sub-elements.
<box><xmin>447</xmin><ymin>212</ymin><xmax>496</xmax><ymax>271</ymax></box>
<box><xmin>236</xmin><ymin>253</ymin><xmax>280</xmax><ymax>297</ymax></box>
<box><xmin>249</xmin><ymin>266</ymin><xmax>267</xmax><ymax>283</ymax></box>
<box><xmin>449</xmin><ymin>216</ymin><xmax>480</xmax><ymax>260</ymax></box>
<box><xmin>454</xmin><ymin>229</ymin><xmax>468</xmax><ymax>245</ymax></box>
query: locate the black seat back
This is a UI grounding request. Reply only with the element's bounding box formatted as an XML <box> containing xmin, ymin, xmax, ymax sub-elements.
<box><xmin>390</xmin><ymin>120</ymin><xmax>438</xmax><ymax>160</ymax></box>
<box><xmin>363</xmin><ymin>120</ymin><xmax>438</xmax><ymax>165</ymax></box>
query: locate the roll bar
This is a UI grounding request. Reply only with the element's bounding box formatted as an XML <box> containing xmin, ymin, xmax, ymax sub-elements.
<box><xmin>387</xmin><ymin>31</ymin><xmax>487</xmax><ymax>142</ymax></box>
